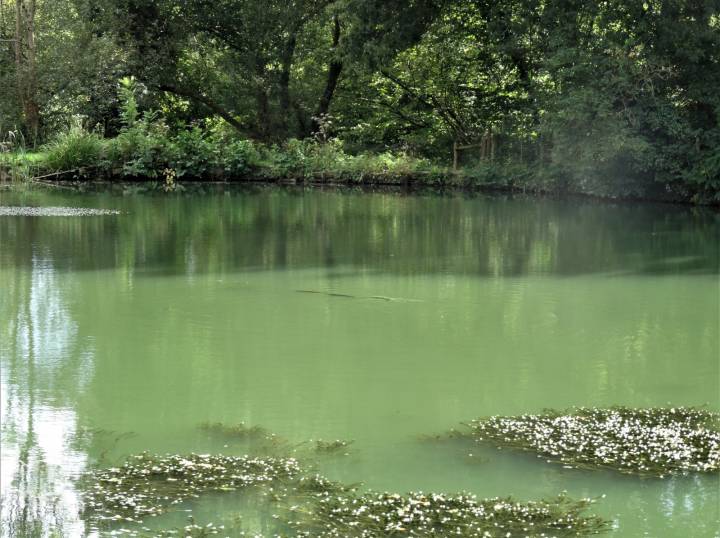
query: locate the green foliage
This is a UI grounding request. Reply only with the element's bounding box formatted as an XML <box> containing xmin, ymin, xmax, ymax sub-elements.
<box><xmin>104</xmin><ymin>78</ymin><xmax>169</xmax><ymax>178</ymax></box>
<box><xmin>220</xmin><ymin>138</ymin><xmax>262</xmax><ymax>176</ymax></box>
<box><xmin>107</xmin><ymin>121</ymin><xmax>167</xmax><ymax>179</ymax></box>
<box><xmin>166</xmin><ymin>126</ymin><xmax>216</xmax><ymax>178</ymax></box>
<box><xmin>1</xmin><ymin>130</ymin><xmax>34</xmax><ymax>181</ymax></box>
<box><xmin>4</xmin><ymin>0</ymin><xmax>717</xmax><ymax>200</ymax></box>
<box><xmin>462</xmin><ymin>161</ymin><xmax>534</xmax><ymax>189</ymax></box>
<box><xmin>118</xmin><ymin>77</ymin><xmax>139</xmax><ymax>128</ymax></box>
<box><xmin>167</xmin><ymin>127</ymin><xmax>260</xmax><ymax>179</ymax></box>
<box><xmin>258</xmin><ymin>138</ymin><xmax>444</xmax><ymax>183</ymax></box>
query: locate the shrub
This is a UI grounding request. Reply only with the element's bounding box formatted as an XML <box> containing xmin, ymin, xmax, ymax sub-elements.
<box><xmin>255</xmin><ymin>138</ymin><xmax>443</xmax><ymax>183</ymax></box>
<box><xmin>167</xmin><ymin>126</ymin><xmax>218</xmax><ymax>179</ymax></box>
<box><xmin>220</xmin><ymin>138</ymin><xmax>261</xmax><ymax>176</ymax></box>
<box><xmin>104</xmin><ymin>111</ymin><xmax>170</xmax><ymax>179</ymax></box>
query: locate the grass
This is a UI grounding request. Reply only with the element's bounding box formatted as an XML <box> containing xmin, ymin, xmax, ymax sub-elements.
<box><xmin>0</xmin><ymin>151</ymin><xmax>45</xmax><ymax>182</ymax></box>
<box><xmin>0</xmin><ymin>151</ymin><xmax>45</xmax><ymax>164</ymax></box>
<box><xmin>42</xmin><ymin>123</ymin><xmax>104</xmax><ymax>173</ymax></box>
<box><xmin>459</xmin><ymin>407</ymin><xmax>720</xmax><ymax>477</ymax></box>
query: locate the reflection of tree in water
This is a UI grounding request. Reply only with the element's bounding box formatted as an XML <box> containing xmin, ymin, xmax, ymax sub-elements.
<box><xmin>1</xmin><ymin>190</ymin><xmax>717</xmax><ymax>278</ymax></box>
<box><xmin>1</xmin><ymin>254</ymin><xmax>94</xmax><ymax>537</ymax></box>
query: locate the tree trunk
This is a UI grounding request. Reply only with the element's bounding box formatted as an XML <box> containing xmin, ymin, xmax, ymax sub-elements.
<box><xmin>14</xmin><ymin>0</ymin><xmax>39</xmax><ymax>143</ymax></box>
<box><xmin>254</xmin><ymin>59</ymin><xmax>271</xmax><ymax>140</ymax></box>
<box><xmin>278</xmin><ymin>32</ymin><xmax>297</xmax><ymax>136</ymax></box>
<box><xmin>309</xmin><ymin>15</ymin><xmax>343</xmax><ymax>136</ymax></box>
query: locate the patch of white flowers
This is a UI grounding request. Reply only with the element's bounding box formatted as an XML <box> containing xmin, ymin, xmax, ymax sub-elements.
<box><xmin>82</xmin><ymin>453</ymin><xmax>301</xmax><ymax>521</ymax></box>
<box><xmin>469</xmin><ymin>407</ymin><xmax>720</xmax><ymax>476</ymax></box>
<box><xmin>288</xmin><ymin>491</ymin><xmax>608</xmax><ymax>537</ymax></box>
<box><xmin>0</xmin><ymin>206</ymin><xmax>120</xmax><ymax>216</ymax></box>
<box><xmin>83</xmin><ymin>456</ymin><xmax>610</xmax><ymax>537</ymax></box>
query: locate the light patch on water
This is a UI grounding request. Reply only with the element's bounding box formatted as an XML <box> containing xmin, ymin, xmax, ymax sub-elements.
<box><xmin>0</xmin><ymin>206</ymin><xmax>120</xmax><ymax>216</ymax></box>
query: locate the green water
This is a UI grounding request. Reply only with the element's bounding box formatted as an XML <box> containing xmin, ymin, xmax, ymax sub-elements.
<box><xmin>1</xmin><ymin>186</ymin><xmax>718</xmax><ymax>537</ymax></box>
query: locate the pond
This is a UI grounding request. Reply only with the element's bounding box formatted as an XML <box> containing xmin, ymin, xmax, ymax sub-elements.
<box><xmin>0</xmin><ymin>185</ymin><xmax>718</xmax><ymax>537</ymax></box>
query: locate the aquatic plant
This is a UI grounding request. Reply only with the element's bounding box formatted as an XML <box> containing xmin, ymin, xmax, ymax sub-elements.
<box><xmin>465</xmin><ymin>407</ymin><xmax>720</xmax><ymax>477</ymax></box>
<box><xmin>81</xmin><ymin>453</ymin><xmax>301</xmax><ymax>522</ymax></box>
<box><xmin>286</xmin><ymin>491</ymin><xmax>609</xmax><ymax>537</ymax></box>
<box><xmin>198</xmin><ymin>421</ymin><xmax>270</xmax><ymax>440</ymax></box>
<box><xmin>313</xmin><ymin>439</ymin><xmax>354</xmax><ymax>455</ymax></box>
<box><xmin>198</xmin><ymin>423</ymin><xmax>353</xmax><ymax>458</ymax></box>
<box><xmin>110</xmin><ymin>520</ymin><xmax>234</xmax><ymax>537</ymax></box>
<box><xmin>81</xmin><ymin>452</ymin><xmax>611</xmax><ymax>537</ymax></box>
<box><xmin>0</xmin><ymin>206</ymin><xmax>120</xmax><ymax>216</ymax></box>
<box><xmin>198</xmin><ymin>421</ymin><xmax>298</xmax><ymax>458</ymax></box>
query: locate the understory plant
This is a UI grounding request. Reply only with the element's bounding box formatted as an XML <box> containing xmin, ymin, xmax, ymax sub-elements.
<box><xmin>258</xmin><ymin>138</ymin><xmax>445</xmax><ymax>183</ymax></box>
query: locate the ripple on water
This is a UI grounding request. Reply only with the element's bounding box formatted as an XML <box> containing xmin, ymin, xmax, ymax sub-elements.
<box><xmin>0</xmin><ymin>206</ymin><xmax>120</xmax><ymax>216</ymax></box>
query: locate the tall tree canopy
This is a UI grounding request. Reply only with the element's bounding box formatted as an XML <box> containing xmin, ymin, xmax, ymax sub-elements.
<box><xmin>1</xmin><ymin>0</ymin><xmax>718</xmax><ymax>196</ymax></box>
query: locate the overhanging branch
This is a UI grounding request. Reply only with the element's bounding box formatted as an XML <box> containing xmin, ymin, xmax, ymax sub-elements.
<box><xmin>158</xmin><ymin>83</ymin><xmax>245</xmax><ymax>132</ymax></box>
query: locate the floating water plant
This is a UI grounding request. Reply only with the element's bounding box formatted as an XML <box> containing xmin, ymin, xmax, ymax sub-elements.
<box><xmin>465</xmin><ymin>407</ymin><xmax>720</xmax><ymax>476</ymax></box>
<box><xmin>0</xmin><ymin>206</ymin><xmax>120</xmax><ymax>216</ymax></box>
<box><xmin>198</xmin><ymin>421</ymin><xmax>298</xmax><ymax>457</ymax></box>
<box><xmin>199</xmin><ymin>422</ymin><xmax>354</xmax><ymax>459</ymax></box>
<box><xmin>81</xmin><ymin>453</ymin><xmax>301</xmax><ymax>522</ymax></box>
<box><xmin>82</xmin><ymin>453</ymin><xmax>610</xmax><ymax>537</ymax></box>
<box><xmin>313</xmin><ymin>439</ymin><xmax>354</xmax><ymax>455</ymax></box>
<box><xmin>198</xmin><ymin>421</ymin><xmax>271</xmax><ymax>440</ymax></box>
<box><xmin>110</xmin><ymin>521</ymin><xmax>228</xmax><ymax>537</ymax></box>
<box><xmin>286</xmin><ymin>491</ymin><xmax>609</xmax><ymax>537</ymax></box>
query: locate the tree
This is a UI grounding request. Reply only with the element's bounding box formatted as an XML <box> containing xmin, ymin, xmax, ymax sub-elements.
<box><xmin>0</xmin><ymin>0</ymin><xmax>39</xmax><ymax>141</ymax></box>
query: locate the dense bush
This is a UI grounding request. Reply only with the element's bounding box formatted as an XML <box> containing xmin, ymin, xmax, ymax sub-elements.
<box><xmin>33</xmin><ymin>121</ymin><xmax>439</xmax><ymax>184</ymax></box>
<box><xmin>255</xmin><ymin>138</ymin><xmax>445</xmax><ymax>183</ymax></box>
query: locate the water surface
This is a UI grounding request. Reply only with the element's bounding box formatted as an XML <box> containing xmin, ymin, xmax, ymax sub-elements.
<box><xmin>1</xmin><ymin>186</ymin><xmax>718</xmax><ymax>537</ymax></box>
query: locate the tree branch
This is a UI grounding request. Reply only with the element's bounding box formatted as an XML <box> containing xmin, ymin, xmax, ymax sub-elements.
<box><xmin>158</xmin><ymin>84</ymin><xmax>245</xmax><ymax>132</ymax></box>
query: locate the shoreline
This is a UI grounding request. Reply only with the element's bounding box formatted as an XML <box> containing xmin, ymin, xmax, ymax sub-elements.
<box><xmin>4</xmin><ymin>175</ymin><xmax>717</xmax><ymax>209</ymax></box>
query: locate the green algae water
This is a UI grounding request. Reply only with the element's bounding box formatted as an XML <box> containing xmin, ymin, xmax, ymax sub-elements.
<box><xmin>1</xmin><ymin>186</ymin><xmax>718</xmax><ymax>537</ymax></box>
